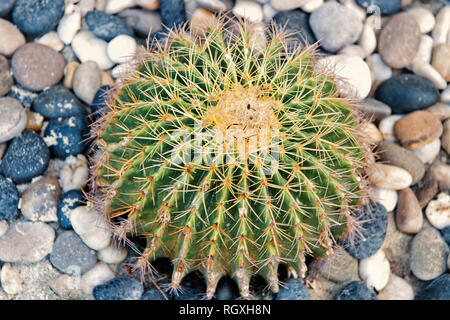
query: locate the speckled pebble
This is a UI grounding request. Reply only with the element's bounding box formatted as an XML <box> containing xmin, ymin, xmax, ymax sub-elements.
<box><xmin>85</xmin><ymin>10</ymin><xmax>133</xmax><ymax>42</ymax></box>
<box><xmin>425</xmin><ymin>193</ymin><xmax>450</xmax><ymax>230</ymax></box>
<box><xmin>0</xmin><ymin>97</ymin><xmax>27</xmax><ymax>144</ymax></box>
<box><xmin>275</xmin><ymin>278</ymin><xmax>310</xmax><ymax>300</ymax></box>
<box><xmin>0</xmin><ymin>174</ymin><xmax>19</xmax><ymax>221</ymax></box>
<box><xmin>80</xmin><ymin>262</ymin><xmax>115</xmax><ymax>297</ymax></box>
<box><xmin>93</xmin><ymin>276</ymin><xmax>144</xmax><ymax>300</ymax></box>
<box><xmin>57</xmin><ymin>189</ymin><xmax>85</xmax><ymax>230</ymax></box>
<box><xmin>336</xmin><ymin>281</ymin><xmax>377</xmax><ymax>300</ymax></box>
<box><xmin>415</xmin><ymin>274</ymin><xmax>450</xmax><ymax>300</ymax></box>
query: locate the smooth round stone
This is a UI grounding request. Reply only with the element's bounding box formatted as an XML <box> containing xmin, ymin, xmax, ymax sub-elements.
<box><xmin>105</xmin><ymin>0</ymin><xmax>136</xmax><ymax>14</ymax></box>
<box><xmin>394</xmin><ymin>111</ymin><xmax>443</xmax><ymax>150</ymax></box>
<box><xmin>432</xmin><ymin>6</ymin><xmax>450</xmax><ymax>46</ymax></box>
<box><xmin>378</xmin><ymin>114</ymin><xmax>403</xmax><ymax>141</ymax></box>
<box><xmin>318</xmin><ymin>246</ymin><xmax>359</xmax><ymax>283</ymax></box>
<box><xmin>432</xmin><ymin>44</ymin><xmax>450</xmax><ymax>82</ymax></box>
<box><xmin>0</xmin><ymin>175</ymin><xmax>19</xmax><ymax>221</ymax></box>
<box><xmin>12</xmin><ymin>43</ymin><xmax>66</xmax><ymax>92</ymax></box>
<box><xmin>344</xmin><ymin>202</ymin><xmax>388</xmax><ymax>259</ymax></box>
<box><xmin>107</xmin><ymin>35</ymin><xmax>137</xmax><ymax>64</ymax></box>
<box><xmin>415</xmin><ymin>274</ymin><xmax>450</xmax><ymax>300</ymax></box>
<box><xmin>85</xmin><ymin>10</ymin><xmax>133</xmax><ymax>42</ymax></box>
<box><xmin>35</xmin><ymin>31</ymin><xmax>64</xmax><ymax>51</ymax></box>
<box><xmin>442</xmin><ymin>119</ymin><xmax>450</xmax><ymax>155</ymax></box>
<box><xmin>430</xmin><ymin>160</ymin><xmax>450</xmax><ymax>191</ymax></box>
<box><xmin>57</xmin><ymin>190</ymin><xmax>85</xmax><ymax>230</ymax></box>
<box><xmin>413</xmin><ymin>139</ymin><xmax>441</xmax><ymax>165</ymax></box>
<box><xmin>117</xmin><ymin>9</ymin><xmax>162</xmax><ymax>38</ymax></box>
<box><xmin>272</xmin><ymin>10</ymin><xmax>316</xmax><ymax>47</ymax></box>
<box><xmin>372</xmin><ymin>187</ymin><xmax>397</xmax><ymax>212</ymax></box>
<box><xmin>368</xmin><ymin>163</ymin><xmax>412</xmax><ymax>190</ymax></box>
<box><xmin>378</xmin><ymin>13</ymin><xmax>421</xmax><ymax>69</ymax></box>
<box><xmin>270</xmin><ymin>0</ymin><xmax>307</xmax><ymax>11</ymax></box>
<box><xmin>232</xmin><ymin>1</ymin><xmax>263</xmax><ymax>23</ymax></box>
<box><xmin>0</xmin><ymin>221</ymin><xmax>55</xmax><ymax>263</ymax></box>
<box><xmin>0</xmin><ymin>263</ymin><xmax>23</xmax><ymax>296</ymax></box>
<box><xmin>97</xmin><ymin>244</ymin><xmax>128</xmax><ymax>264</ymax></box>
<box><xmin>426</xmin><ymin>193</ymin><xmax>450</xmax><ymax>230</ymax></box>
<box><xmin>309</xmin><ymin>2</ymin><xmax>362</xmax><ymax>53</ymax></box>
<box><xmin>0</xmin><ymin>97</ymin><xmax>27</xmax><ymax>144</ymax></box>
<box><xmin>12</xmin><ymin>0</ymin><xmax>65</xmax><ymax>37</ymax></box>
<box><xmin>141</xmin><ymin>288</ymin><xmax>165</xmax><ymax>300</ymax></box>
<box><xmin>275</xmin><ymin>278</ymin><xmax>310</xmax><ymax>300</ymax></box>
<box><xmin>377</xmin><ymin>274</ymin><xmax>414</xmax><ymax>300</ymax></box>
<box><xmin>73</xmin><ymin>61</ymin><xmax>102</xmax><ymax>105</ymax></box>
<box><xmin>57</xmin><ymin>11</ymin><xmax>81</xmax><ymax>45</ymax></box>
<box><xmin>375</xmin><ymin>74</ymin><xmax>440</xmax><ymax>114</ymax></box>
<box><xmin>355</xmin><ymin>0</ymin><xmax>401</xmax><ymax>16</ymax></box>
<box><xmin>0</xmin><ymin>18</ymin><xmax>25</xmax><ymax>57</ymax></box>
<box><xmin>0</xmin><ymin>0</ymin><xmax>15</xmax><ymax>17</ymax></box>
<box><xmin>1</xmin><ymin>130</ymin><xmax>50</xmax><ymax>184</ymax></box>
<box><xmin>442</xmin><ymin>226</ymin><xmax>450</xmax><ymax>246</ymax></box>
<box><xmin>396</xmin><ymin>188</ymin><xmax>423</xmax><ymax>234</ymax></box>
<box><xmin>410</xmin><ymin>62</ymin><xmax>447</xmax><ymax>90</ymax></box>
<box><xmin>50</xmin><ymin>231</ymin><xmax>97</xmax><ymax>275</ymax></box>
<box><xmin>355</xmin><ymin>98</ymin><xmax>391</xmax><ymax>121</ymax></box>
<box><xmin>59</xmin><ymin>154</ymin><xmax>89</xmax><ymax>192</ymax></box>
<box><xmin>195</xmin><ymin>0</ymin><xmax>232</xmax><ymax>12</ymax></box>
<box><xmin>160</xmin><ymin>0</ymin><xmax>186</xmax><ymax>28</ymax></box>
<box><xmin>407</xmin><ymin>7</ymin><xmax>436</xmax><ymax>34</ymax></box>
<box><xmin>93</xmin><ymin>276</ymin><xmax>144</xmax><ymax>300</ymax></box>
<box><xmin>20</xmin><ymin>176</ymin><xmax>61</xmax><ymax>222</ymax></box>
<box><xmin>336</xmin><ymin>281</ymin><xmax>377</xmax><ymax>300</ymax></box>
<box><xmin>414</xmin><ymin>171</ymin><xmax>439</xmax><ymax>209</ymax></box>
<box><xmin>70</xmin><ymin>206</ymin><xmax>112</xmax><ymax>251</ymax></box>
<box><xmin>359</xmin><ymin>249</ymin><xmax>390</xmax><ymax>291</ymax></box>
<box><xmin>80</xmin><ymin>262</ymin><xmax>115</xmax><ymax>296</ymax></box>
<box><xmin>361</xmin><ymin>122</ymin><xmax>382</xmax><ymax>145</ymax></box>
<box><xmin>0</xmin><ymin>55</ymin><xmax>13</xmax><ymax>97</ymax></box>
<box><xmin>0</xmin><ymin>219</ymin><xmax>7</xmax><ymax>237</ymax></box>
<box><xmin>410</xmin><ymin>227</ymin><xmax>449</xmax><ymax>281</ymax></box>
<box><xmin>71</xmin><ymin>31</ymin><xmax>114</xmax><ymax>71</ymax></box>
<box><xmin>136</xmin><ymin>0</ymin><xmax>160</xmax><ymax>10</ymax></box>
<box><xmin>426</xmin><ymin>103</ymin><xmax>450</xmax><ymax>121</ymax></box>
<box><xmin>376</xmin><ymin>141</ymin><xmax>425</xmax><ymax>185</ymax></box>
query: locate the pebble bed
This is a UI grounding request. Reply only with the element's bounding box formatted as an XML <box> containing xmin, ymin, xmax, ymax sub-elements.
<box><xmin>0</xmin><ymin>0</ymin><xmax>449</xmax><ymax>301</ymax></box>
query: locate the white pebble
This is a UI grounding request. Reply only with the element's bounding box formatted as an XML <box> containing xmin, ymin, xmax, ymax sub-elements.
<box><xmin>233</xmin><ymin>1</ymin><xmax>263</xmax><ymax>23</ymax></box>
<box><xmin>378</xmin><ymin>114</ymin><xmax>403</xmax><ymax>142</ymax></box>
<box><xmin>410</xmin><ymin>63</ymin><xmax>447</xmax><ymax>90</ymax></box>
<box><xmin>71</xmin><ymin>30</ymin><xmax>114</xmax><ymax>70</ymax></box>
<box><xmin>78</xmin><ymin>0</ymin><xmax>96</xmax><ymax>16</ymax></box>
<box><xmin>411</xmin><ymin>35</ymin><xmax>433</xmax><ymax>64</ymax></box>
<box><xmin>97</xmin><ymin>244</ymin><xmax>128</xmax><ymax>264</ymax></box>
<box><xmin>70</xmin><ymin>205</ymin><xmax>112</xmax><ymax>251</ymax></box>
<box><xmin>0</xmin><ymin>220</ymin><xmax>8</xmax><ymax>238</ymax></box>
<box><xmin>372</xmin><ymin>187</ymin><xmax>398</xmax><ymax>212</ymax></box>
<box><xmin>411</xmin><ymin>139</ymin><xmax>441</xmax><ymax>164</ymax></box>
<box><xmin>366</xmin><ymin>53</ymin><xmax>392</xmax><ymax>83</ymax></box>
<box><xmin>36</xmin><ymin>31</ymin><xmax>64</xmax><ymax>51</ymax></box>
<box><xmin>105</xmin><ymin>0</ymin><xmax>137</xmax><ymax>14</ymax></box>
<box><xmin>80</xmin><ymin>262</ymin><xmax>115</xmax><ymax>296</ymax></box>
<box><xmin>359</xmin><ymin>249</ymin><xmax>390</xmax><ymax>291</ymax></box>
<box><xmin>107</xmin><ymin>35</ymin><xmax>137</xmax><ymax>64</ymax></box>
<box><xmin>57</xmin><ymin>11</ymin><xmax>81</xmax><ymax>45</ymax></box>
<box><xmin>368</xmin><ymin>163</ymin><xmax>412</xmax><ymax>190</ymax></box>
<box><xmin>432</xmin><ymin>6</ymin><xmax>450</xmax><ymax>46</ymax></box>
<box><xmin>407</xmin><ymin>7</ymin><xmax>436</xmax><ymax>34</ymax></box>
<box><xmin>378</xmin><ymin>274</ymin><xmax>414</xmax><ymax>300</ymax></box>
<box><xmin>441</xmin><ymin>85</ymin><xmax>450</xmax><ymax>102</ymax></box>
<box><xmin>425</xmin><ymin>193</ymin><xmax>450</xmax><ymax>230</ymax></box>
<box><xmin>262</xmin><ymin>3</ymin><xmax>278</xmax><ymax>23</ymax></box>
<box><xmin>59</xmin><ymin>154</ymin><xmax>89</xmax><ymax>192</ymax></box>
<box><xmin>338</xmin><ymin>45</ymin><xmax>366</xmax><ymax>58</ymax></box>
<box><xmin>0</xmin><ymin>263</ymin><xmax>23</xmax><ymax>296</ymax></box>
<box><xmin>359</xmin><ymin>24</ymin><xmax>376</xmax><ymax>57</ymax></box>
<box><xmin>270</xmin><ymin>0</ymin><xmax>307</xmax><ymax>11</ymax></box>
<box><xmin>301</xmin><ymin>0</ymin><xmax>323</xmax><ymax>13</ymax></box>
<box><xmin>340</xmin><ymin>0</ymin><xmax>366</xmax><ymax>21</ymax></box>
<box><xmin>111</xmin><ymin>61</ymin><xmax>135</xmax><ymax>79</ymax></box>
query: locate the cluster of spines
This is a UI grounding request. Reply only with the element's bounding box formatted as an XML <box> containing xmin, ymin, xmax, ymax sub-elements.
<box><xmin>89</xmin><ymin>19</ymin><xmax>372</xmax><ymax>299</ymax></box>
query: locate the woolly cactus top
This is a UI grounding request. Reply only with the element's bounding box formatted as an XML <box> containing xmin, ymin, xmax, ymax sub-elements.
<box><xmin>91</xmin><ymin>20</ymin><xmax>371</xmax><ymax>299</ymax></box>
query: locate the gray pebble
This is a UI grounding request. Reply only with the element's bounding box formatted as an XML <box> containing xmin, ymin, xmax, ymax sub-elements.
<box><xmin>0</xmin><ymin>97</ymin><xmax>26</xmax><ymax>144</ymax></box>
<box><xmin>72</xmin><ymin>61</ymin><xmax>102</xmax><ymax>105</ymax></box>
<box><xmin>118</xmin><ymin>9</ymin><xmax>162</xmax><ymax>38</ymax></box>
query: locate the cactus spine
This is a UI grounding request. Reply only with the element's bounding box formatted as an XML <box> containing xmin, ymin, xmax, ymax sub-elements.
<box><xmin>91</xmin><ymin>19</ymin><xmax>371</xmax><ymax>299</ymax></box>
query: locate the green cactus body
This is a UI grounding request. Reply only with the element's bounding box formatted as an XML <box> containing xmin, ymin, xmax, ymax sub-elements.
<box><xmin>92</xmin><ymin>21</ymin><xmax>370</xmax><ymax>299</ymax></box>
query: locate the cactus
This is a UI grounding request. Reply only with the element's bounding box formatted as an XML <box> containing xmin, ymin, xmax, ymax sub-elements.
<box><xmin>90</xmin><ymin>19</ymin><xmax>372</xmax><ymax>299</ymax></box>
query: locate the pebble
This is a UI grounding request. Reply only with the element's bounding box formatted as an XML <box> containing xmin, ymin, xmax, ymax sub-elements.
<box><xmin>36</xmin><ymin>31</ymin><xmax>64</xmax><ymax>52</ymax></box>
<box><xmin>33</xmin><ymin>86</ymin><xmax>86</xmax><ymax>119</ymax></box>
<box><xmin>336</xmin><ymin>281</ymin><xmax>377</xmax><ymax>300</ymax></box>
<box><xmin>11</xmin><ymin>43</ymin><xmax>66</xmax><ymax>92</ymax></box>
<box><xmin>361</xmin><ymin>122</ymin><xmax>382</xmax><ymax>145</ymax></box>
<box><xmin>117</xmin><ymin>9</ymin><xmax>162</xmax><ymax>38</ymax></box>
<box><xmin>0</xmin><ymin>56</ymin><xmax>12</xmax><ymax>97</ymax></box>
<box><xmin>344</xmin><ymin>202</ymin><xmax>388</xmax><ymax>259</ymax></box>
<box><xmin>317</xmin><ymin>55</ymin><xmax>371</xmax><ymax>99</ymax></box>
<box><xmin>275</xmin><ymin>278</ymin><xmax>310</xmax><ymax>300</ymax></box>
<box><xmin>0</xmin><ymin>175</ymin><xmax>19</xmax><ymax>221</ymax></box>
<box><xmin>358</xmin><ymin>24</ymin><xmax>376</xmax><ymax>57</ymax></box>
<box><xmin>272</xmin><ymin>10</ymin><xmax>316</xmax><ymax>47</ymax></box>
<box><xmin>57</xmin><ymin>11</ymin><xmax>81</xmax><ymax>45</ymax></box>
<box><xmin>432</xmin><ymin>6</ymin><xmax>450</xmax><ymax>46</ymax></box>
<box><xmin>378</xmin><ymin>13</ymin><xmax>421</xmax><ymax>69</ymax></box>
<box><xmin>407</xmin><ymin>7</ymin><xmax>436</xmax><ymax>33</ymax></box>
<box><xmin>359</xmin><ymin>249</ymin><xmax>390</xmax><ymax>291</ymax></box>
<box><xmin>136</xmin><ymin>0</ymin><xmax>160</xmax><ymax>10</ymax></box>
<box><xmin>24</xmin><ymin>112</ymin><xmax>43</xmax><ymax>131</ymax></box>
<box><xmin>355</xmin><ymin>98</ymin><xmax>391</xmax><ymax>121</ymax></box>
<box><xmin>20</xmin><ymin>176</ymin><xmax>62</xmax><ymax>222</ymax></box>
<box><xmin>174</xmin><ymin>277</ymin><xmax>205</xmax><ymax>300</ymax></box>
<box><xmin>105</xmin><ymin>0</ymin><xmax>136</xmax><ymax>14</ymax></box>
<box><xmin>232</xmin><ymin>1</ymin><xmax>263</xmax><ymax>23</ymax></box>
<box><xmin>412</xmin><ymin>139</ymin><xmax>441</xmax><ymax>165</ymax></box>
<box><xmin>309</xmin><ymin>2</ymin><xmax>362</xmax><ymax>53</ymax></box>
<box><xmin>70</xmin><ymin>205</ymin><xmax>112</xmax><ymax>251</ymax></box>
<box><xmin>429</xmin><ymin>160</ymin><xmax>450</xmax><ymax>191</ymax></box>
<box><xmin>0</xmin><ymin>0</ymin><xmax>15</xmax><ymax>18</ymax></box>
<box><xmin>0</xmin><ymin>18</ymin><xmax>26</xmax><ymax>57</ymax></box>
<box><xmin>443</xmin><ymin>226</ymin><xmax>450</xmax><ymax>245</ymax></box>
<box><xmin>442</xmin><ymin>119</ymin><xmax>450</xmax><ymax>155</ymax></box>
<box><xmin>93</xmin><ymin>276</ymin><xmax>144</xmax><ymax>300</ymax></box>
<box><xmin>410</xmin><ymin>62</ymin><xmax>447</xmax><ymax>90</ymax></box>
<box><xmin>378</xmin><ymin>114</ymin><xmax>403</xmax><ymax>141</ymax></box>
<box><xmin>1</xmin><ymin>130</ymin><xmax>50</xmax><ymax>184</ymax></box>
<box><xmin>80</xmin><ymin>262</ymin><xmax>115</xmax><ymax>296</ymax></box>
<box><xmin>57</xmin><ymin>189</ymin><xmax>85</xmax><ymax>230</ymax></box>
<box><xmin>355</xmin><ymin>0</ymin><xmax>401</xmax><ymax>16</ymax></box>
<box><xmin>12</xmin><ymin>0</ymin><xmax>65</xmax><ymax>37</ymax></box>
<box><xmin>372</xmin><ymin>187</ymin><xmax>398</xmax><ymax>212</ymax></box>
<box><xmin>85</xmin><ymin>10</ymin><xmax>133</xmax><ymax>42</ymax></box>
<box><xmin>0</xmin><ymin>221</ymin><xmax>55</xmax><ymax>263</ymax></box>
<box><xmin>425</xmin><ymin>193</ymin><xmax>450</xmax><ymax>230</ymax></box>
<box><xmin>190</xmin><ymin>8</ymin><xmax>219</xmax><ymax>37</ymax></box>
<box><xmin>0</xmin><ymin>97</ymin><xmax>27</xmax><ymax>144</ymax></box>
<box><xmin>318</xmin><ymin>246</ymin><xmax>359</xmax><ymax>283</ymax></box>
<box><xmin>269</xmin><ymin>0</ymin><xmax>307</xmax><ymax>11</ymax></box>
<box><xmin>6</xmin><ymin>85</ymin><xmax>38</xmax><ymax>108</ymax></box>
<box><xmin>141</xmin><ymin>287</ymin><xmax>166</xmax><ymax>300</ymax></box>
<box><xmin>338</xmin><ymin>45</ymin><xmax>366</xmax><ymax>58</ymax></box>
<box><xmin>442</xmin><ymin>85</ymin><xmax>450</xmax><ymax>102</ymax></box>
<box><xmin>59</xmin><ymin>154</ymin><xmax>89</xmax><ymax>192</ymax></box>
<box><xmin>375</xmin><ymin>74</ymin><xmax>440</xmax><ymax>114</ymax></box>
<box><xmin>427</xmin><ymin>103</ymin><xmax>450</xmax><ymax>121</ymax></box>
<box><xmin>376</xmin><ymin>140</ymin><xmax>425</xmax><ymax>185</ymax></box>
<box><xmin>97</xmin><ymin>244</ymin><xmax>128</xmax><ymax>264</ymax></box>
<box><xmin>394</xmin><ymin>110</ymin><xmax>443</xmax><ymax>150</ymax></box>
<box><xmin>411</xmin><ymin>35</ymin><xmax>433</xmax><ymax>64</ymax></box>
<box><xmin>377</xmin><ymin>274</ymin><xmax>414</xmax><ymax>300</ymax></box>
<box><xmin>160</xmin><ymin>0</ymin><xmax>186</xmax><ymax>28</ymax></box>
<box><xmin>368</xmin><ymin>163</ymin><xmax>412</xmax><ymax>190</ymax></box>
<box><xmin>64</xmin><ymin>61</ymin><xmax>79</xmax><ymax>89</ymax></box>
<box><xmin>414</xmin><ymin>171</ymin><xmax>439</xmax><ymax>209</ymax></box>
<box><xmin>107</xmin><ymin>35</ymin><xmax>137</xmax><ymax>64</ymax></box>
<box><xmin>196</xmin><ymin>0</ymin><xmax>232</xmax><ymax>12</ymax></box>
<box><xmin>410</xmin><ymin>227</ymin><xmax>448</xmax><ymax>281</ymax></box>
<box><xmin>0</xmin><ymin>263</ymin><xmax>23</xmax><ymax>296</ymax></box>
<box><xmin>300</xmin><ymin>0</ymin><xmax>323</xmax><ymax>13</ymax></box>
<box><xmin>415</xmin><ymin>273</ymin><xmax>450</xmax><ymax>300</ymax></box>
<box><xmin>432</xmin><ymin>44</ymin><xmax>450</xmax><ymax>82</ymax></box>
<box><xmin>71</xmin><ymin>31</ymin><xmax>114</xmax><ymax>70</ymax></box>
<box><xmin>396</xmin><ymin>188</ymin><xmax>423</xmax><ymax>234</ymax></box>
<box><xmin>73</xmin><ymin>60</ymin><xmax>102</xmax><ymax>105</ymax></box>
<box><xmin>50</xmin><ymin>230</ymin><xmax>97</xmax><ymax>275</ymax></box>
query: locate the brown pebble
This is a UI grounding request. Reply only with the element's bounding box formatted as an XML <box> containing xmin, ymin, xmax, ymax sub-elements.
<box><xmin>413</xmin><ymin>171</ymin><xmax>439</xmax><ymax>209</ymax></box>
<box><xmin>378</xmin><ymin>13</ymin><xmax>421</xmax><ymax>69</ymax></box>
<box><xmin>432</xmin><ymin>43</ymin><xmax>450</xmax><ymax>82</ymax></box>
<box><xmin>394</xmin><ymin>111</ymin><xmax>443</xmax><ymax>150</ymax></box>
<box><xmin>396</xmin><ymin>188</ymin><xmax>423</xmax><ymax>234</ymax></box>
<box><xmin>426</xmin><ymin>102</ymin><xmax>450</xmax><ymax>121</ymax></box>
<box><xmin>136</xmin><ymin>0</ymin><xmax>159</xmax><ymax>10</ymax></box>
<box><xmin>25</xmin><ymin>111</ymin><xmax>44</xmax><ymax>131</ymax></box>
<box><xmin>11</xmin><ymin>43</ymin><xmax>66</xmax><ymax>91</ymax></box>
<box><xmin>63</xmin><ymin>61</ymin><xmax>79</xmax><ymax>89</ymax></box>
<box><xmin>101</xmin><ymin>71</ymin><xmax>115</xmax><ymax>87</ymax></box>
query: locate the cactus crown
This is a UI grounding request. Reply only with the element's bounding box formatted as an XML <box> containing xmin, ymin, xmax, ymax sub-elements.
<box><xmin>91</xmin><ymin>19</ymin><xmax>371</xmax><ymax>299</ymax></box>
